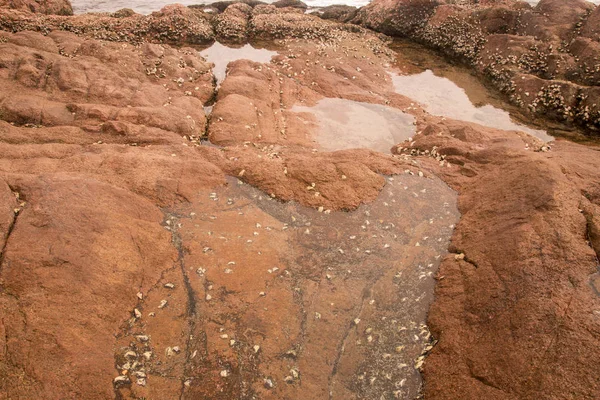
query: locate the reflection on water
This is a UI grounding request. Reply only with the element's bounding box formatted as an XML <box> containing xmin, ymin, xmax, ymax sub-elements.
<box><xmin>392</xmin><ymin>70</ymin><xmax>553</xmax><ymax>142</ymax></box>
<box><xmin>199</xmin><ymin>42</ymin><xmax>277</xmax><ymax>85</ymax></box>
<box><xmin>390</xmin><ymin>39</ymin><xmax>554</xmax><ymax>142</ymax></box>
<box><xmin>293</xmin><ymin>98</ymin><xmax>416</xmax><ymax>153</ymax></box>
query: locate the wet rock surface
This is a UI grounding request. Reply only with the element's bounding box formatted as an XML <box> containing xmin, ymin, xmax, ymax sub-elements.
<box><xmin>354</xmin><ymin>0</ymin><xmax>600</xmax><ymax>135</ymax></box>
<box><xmin>1</xmin><ymin>2</ymin><xmax>600</xmax><ymax>400</ymax></box>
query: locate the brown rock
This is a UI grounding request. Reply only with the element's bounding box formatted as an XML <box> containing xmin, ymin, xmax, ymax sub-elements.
<box><xmin>0</xmin><ymin>0</ymin><xmax>72</xmax><ymax>15</ymax></box>
<box><xmin>392</xmin><ymin>119</ymin><xmax>600</xmax><ymax>400</ymax></box>
<box><xmin>2</xmin><ymin>4</ymin><xmax>600</xmax><ymax>400</ymax></box>
<box><xmin>354</xmin><ymin>0</ymin><xmax>440</xmax><ymax>36</ymax></box>
<box><xmin>317</xmin><ymin>4</ymin><xmax>358</xmax><ymax>23</ymax></box>
<box><xmin>353</xmin><ymin>0</ymin><xmax>600</xmax><ymax>133</ymax></box>
<box><xmin>581</xmin><ymin>5</ymin><xmax>600</xmax><ymax>41</ymax></box>
<box><xmin>0</xmin><ymin>4</ymin><xmax>215</xmax><ymax>44</ymax></box>
<box><xmin>213</xmin><ymin>2</ymin><xmax>252</xmax><ymax>42</ymax></box>
<box><xmin>272</xmin><ymin>0</ymin><xmax>307</xmax><ymax>9</ymax></box>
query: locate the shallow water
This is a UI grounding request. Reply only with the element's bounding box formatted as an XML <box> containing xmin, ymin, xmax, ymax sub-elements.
<box><xmin>392</xmin><ymin>70</ymin><xmax>553</xmax><ymax>142</ymax></box>
<box><xmin>390</xmin><ymin>40</ymin><xmax>554</xmax><ymax>142</ymax></box>
<box><xmin>293</xmin><ymin>98</ymin><xmax>415</xmax><ymax>153</ymax></box>
<box><xmin>199</xmin><ymin>42</ymin><xmax>277</xmax><ymax>85</ymax></box>
<box><xmin>185</xmin><ymin>173</ymin><xmax>459</xmax><ymax>398</ymax></box>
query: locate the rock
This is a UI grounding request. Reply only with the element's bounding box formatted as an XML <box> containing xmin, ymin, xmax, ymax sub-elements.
<box><xmin>110</xmin><ymin>8</ymin><xmax>135</xmax><ymax>17</ymax></box>
<box><xmin>213</xmin><ymin>2</ymin><xmax>252</xmax><ymax>42</ymax></box>
<box><xmin>581</xmin><ymin>5</ymin><xmax>600</xmax><ymax>41</ymax></box>
<box><xmin>272</xmin><ymin>0</ymin><xmax>307</xmax><ymax>9</ymax></box>
<box><xmin>394</xmin><ymin>119</ymin><xmax>600</xmax><ymax>400</ymax></box>
<box><xmin>317</xmin><ymin>5</ymin><xmax>358</xmax><ymax>23</ymax></box>
<box><xmin>1</xmin><ymin>4</ymin><xmax>600</xmax><ymax>400</ymax></box>
<box><xmin>0</xmin><ymin>4</ymin><xmax>215</xmax><ymax>45</ymax></box>
<box><xmin>352</xmin><ymin>0</ymin><xmax>600</xmax><ymax>133</ymax></box>
<box><xmin>0</xmin><ymin>0</ymin><xmax>72</xmax><ymax>15</ymax></box>
<box><xmin>201</xmin><ymin>0</ymin><xmax>265</xmax><ymax>13</ymax></box>
<box><xmin>353</xmin><ymin>0</ymin><xmax>440</xmax><ymax>36</ymax></box>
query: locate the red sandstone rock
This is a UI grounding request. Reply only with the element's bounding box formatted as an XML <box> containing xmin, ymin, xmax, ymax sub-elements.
<box><xmin>391</xmin><ymin>119</ymin><xmax>600</xmax><ymax>400</ymax></box>
<box><xmin>1</xmin><ymin>4</ymin><xmax>600</xmax><ymax>400</ymax></box>
<box><xmin>0</xmin><ymin>0</ymin><xmax>72</xmax><ymax>15</ymax></box>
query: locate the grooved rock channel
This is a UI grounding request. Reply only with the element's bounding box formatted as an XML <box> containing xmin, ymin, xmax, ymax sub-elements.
<box><xmin>1</xmin><ymin>1</ymin><xmax>600</xmax><ymax>400</ymax></box>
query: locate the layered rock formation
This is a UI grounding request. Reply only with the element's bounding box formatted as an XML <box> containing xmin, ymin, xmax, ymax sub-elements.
<box><xmin>354</xmin><ymin>0</ymin><xmax>600</xmax><ymax>134</ymax></box>
<box><xmin>1</xmin><ymin>1</ymin><xmax>600</xmax><ymax>400</ymax></box>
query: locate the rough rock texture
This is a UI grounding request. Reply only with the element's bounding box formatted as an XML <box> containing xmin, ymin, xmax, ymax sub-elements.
<box><xmin>213</xmin><ymin>2</ymin><xmax>253</xmax><ymax>42</ymax></box>
<box><xmin>0</xmin><ymin>0</ymin><xmax>72</xmax><ymax>15</ymax></box>
<box><xmin>0</xmin><ymin>17</ymin><xmax>440</xmax><ymax>399</ymax></box>
<box><xmin>1</xmin><ymin>2</ymin><xmax>600</xmax><ymax>400</ymax></box>
<box><xmin>0</xmin><ymin>4</ymin><xmax>215</xmax><ymax>44</ymax></box>
<box><xmin>199</xmin><ymin>0</ymin><xmax>266</xmax><ymax>13</ymax></box>
<box><xmin>0</xmin><ymin>2</ymin><xmax>374</xmax><ymax>45</ymax></box>
<box><xmin>391</xmin><ymin>118</ymin><xmax>600</xmax><ymax>399</ymax></box>
<box><xmin>354</xmin><ymin>0</ymin><xmax>600</xmax><ymax>134</ymax></box>
<box><xmin>317</xmin><ymin>5</ymin><xmax>359</xmax><ymax>23</ymax></box>
<box><xmin>272</xmin><ymin>0</ymin><xmax>307</xmax><ymax>9</ymax></box>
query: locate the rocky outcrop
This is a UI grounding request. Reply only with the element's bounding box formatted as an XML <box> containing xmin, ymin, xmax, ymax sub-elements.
<box><xmin>213</xmin><ymin>2</ymin><xmax>253</xmax><ymax>42</ymax></box>
<box><xmin>272</xmin><ymin>0</ymin><xmax>307</xmax><ymax>9</ymax></box>
<box><xmin>317</xmin><ymin>5</ymin><xmax>359</xmax><ymax>23</ymax></box>
<box><xmin>0</xmin><ymin>3</ymin><xmax>371</xmax><ymax>46</ymax></box>
<box><xmin>198</xmin><ymin>0</ymin><xmax>266</xmax><ymax>13</ymax></box>
<box><xmin>391</xmin><ymin>117</ymin><xmax>600</xmax><ymax>399</ymax></box>
<box><xmin>1</xmin><ymin>2</ymin><xmax>600</xmax><ymax>400</ymax></box>
<box><xmin>0</xmin><ymin>0</ymin><xmax>72</xmax><ymax>15</ymax></box>
<box><xmin>0</xmin><ymin>4</ymin><xmax>215</xmax><ymax>44</ymax></box>
<box><xmin>0</xmin><ymin>18</ymin><xmax>430</xmax><ymax>400</ymax></box>
<box><xmin>354</xmin><ymin>0</ymin><xmax>600</xmax><ymax>135</ymax></box>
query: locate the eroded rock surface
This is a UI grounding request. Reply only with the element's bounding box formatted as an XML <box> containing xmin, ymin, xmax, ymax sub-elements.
<box><xmin>1</xmin><ymin>2</ymin><xmax>600</xmax><ymax>400</ymax></box>
<box><xmin>0</xmin><ymin>0</ymin><xmax>72</xmax><ymax>15</ymax></box>
<box><xmin>0</xmin><ymin>11</ymin><xmax>446</xmax><ymax>399</ymax></box>
<box><xmin>354</xmin><ymin>0</ymin><xmax>600</xmax><ymax>134</ymax></box>
<box><xmin>392</xmin><ymin>118</ymin><xmax>600</xmax><ymax>399</ymax></box>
